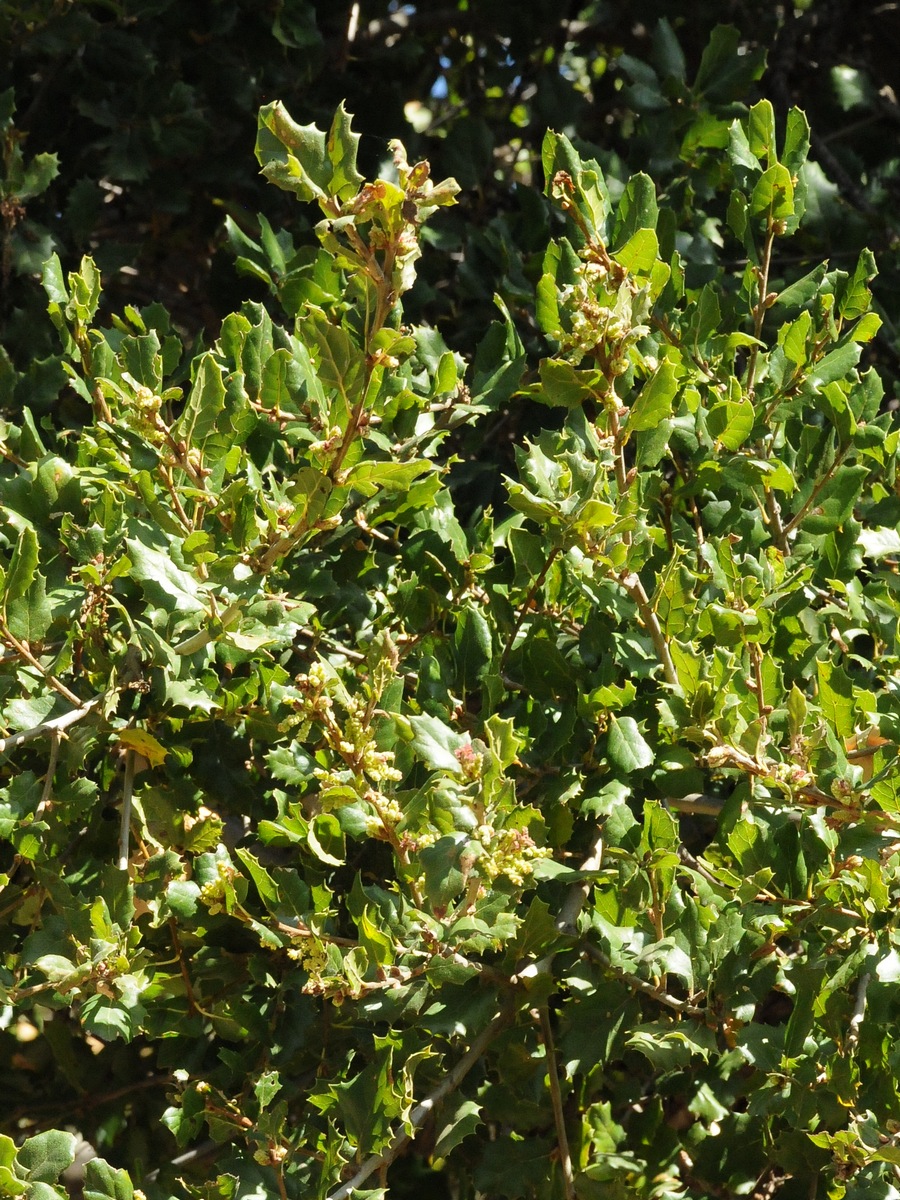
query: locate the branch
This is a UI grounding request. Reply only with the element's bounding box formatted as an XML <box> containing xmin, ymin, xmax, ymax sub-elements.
<box><xmin>326</xmin><ymin>1009</ymin><xmax>512</xmax><ymax>1200</ymax></box>
<box><xmin>540</xmin><ymin>1006</ymin><xmax>576</xmax><ymax>1200</ymax></box>
<box><xmin>0</xmin><ymin>694</ymin><xmax>106</xmax><ymax>754</ymax></box>
<box><xmin>620</xmin><ymin>573</ymin><xmax>677</xmax><ymax>686</ymax></box>
<box><xmin>500</xmin><ymin>546</ymin><xmax>562</xmax><ymax>670</ymax></box>
<box><xmin>780</xmin><ymin>442</ymin><xmax>850</xmax><ymax>539</ymax></box>
<box><xmin>0</xmin><ymin>622</ymin><xmax>84</xmax><ymax>706</ymax></box>
<box><xmin>846</xmin><ymin>970</ymin><xmax>871</xmax><ymax>1055</ymax></box>
<box><xmin>118</xmin><ymin>748</ymin><xmax>136</xmax><ymax>870</ymax></box>
<box><xmin>512</xmin><ymin>828</ymin><xmax>604</xmax><ymax>985</ymax></box>
<box><xmin>583</xmin><ymin>941</ymin><xmax>705</xmax><ymax>1018</ymax></box>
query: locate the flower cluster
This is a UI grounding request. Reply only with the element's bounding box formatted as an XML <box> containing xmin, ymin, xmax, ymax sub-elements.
<box><xmin>474</xmin><ymin>824</ymin><xmax>550</xmax><ymax>888</ymax></box>
<box><xmin>557</xmin><ymin>259</ymin><xmax>649</xmax><ymax>373</ymax></box>
<box><xmin>312</xmin><ymin>692</ymin><xmax>402</xmax><ymax>794</ymax></box>
<box><xmin>198</xmin><ymin>860</ymin><xmax>237</xmax><ymax>916</ymax></box>
<box><xmin>293</xmin><ymin>661</ymin><xmax>403</xmax><ymax>835</ymax></box>
<box><xmin>287</xmin><ymin>936</ymin><xmax>329</xmax><ymax>979</ymax></box>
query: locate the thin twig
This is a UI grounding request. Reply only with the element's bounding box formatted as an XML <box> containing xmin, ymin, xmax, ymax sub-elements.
<box><xmin>326</xmin><ymin>1009</ymin><xmax>512</xmax><ymax>1200</ymax></box>
<box><xmin>118</xmin><ymin>748</ymin><xmax>136</xmax><ymax>870</ymax></box>
<box><xmin>557</xmin><ymin>828</ymin><xmax>604</xmax><ymax>935</ymax></box>
<box><xmin>583</xmin><ymin>942</ymin><xmax>704</xmax><ymax>1018</ymax></box>
<box><xmin>0</xmin><ymin>623</ymin><xmax>84</xmax><ymax>707</ymax></box>
<box><xmin>169</xmin><ymin>918</ymin><xmax>199</xmax><ymax>1018</ymax></box>
<box><xmin>512</xmin><ymin>828</ymin><xmax>605</xmax><ymax>985</ymax></box>
<box><xmin>619</xmin><ymin>573</ymin><xmax>677</xmax><ymax>686</ymax></box>
<box><xmin>764</xmin><ymin>489</ymin><xmax>787</xmax><ymax>552</ymax></box>
<box><xmin>780</xmin><ymin>443</ymin><xmax>850</xmax><ymax>539</ymax></box>
<box><xmin>0</xmin><ymin>694</ymin><xmax>106</xmax><ymax>754</ymax></box>
<box><xmin>746</xmin><ymin>223</ymin><xmax>777</xmax><ymax>396</ymax></box>
<box><xmin>665</xmin><ymin>793</ymin><xmax>725</xmax><ymax>817</ymax></box>
<box><xmin>499</xmin><ymin>546</ymin><xmax>562</xmax><ymax>670</ymax></box>
<box><xmin>540</xmin><ymin>1006</ymin><xmax>576</xmax><ymax>1200</ymax></box>
<box><xmin>846</xmin><ymin>971</ymin><xmax>871</xmax><ymax>1055</ymax></box>
<box><xmin>677</xmin><ymin>844</ymin><xmax>727</xmax><ymax>888</ymax></box>
<box><xmin>36</xmin><ymin>730</ymin><xmax>60</xmax><ymax>818</ymax></box>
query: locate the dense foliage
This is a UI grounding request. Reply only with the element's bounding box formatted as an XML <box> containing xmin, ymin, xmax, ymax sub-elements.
<box><xmin>2</xmin><ymin>7</ymin><xmax>900</xmax><ymax>1200</ymax></box>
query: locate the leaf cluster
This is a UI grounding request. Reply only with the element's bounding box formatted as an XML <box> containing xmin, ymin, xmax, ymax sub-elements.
<box><xmin>1</xmin><ymin>16</ymin><xmax>900</xmax><ymax>1200</ymax></box>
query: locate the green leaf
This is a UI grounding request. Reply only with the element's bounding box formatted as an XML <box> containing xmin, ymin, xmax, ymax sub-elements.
<box><xmin>797</xmin><ymin>464</ymin><xmax>867</xmax><ymax>533</ymax></box>
<box><xmin>839</xmin><ymin>248</ymin><xmax>878</xmax><ymax>320</ymax></box>
<box><xmin>782</xmin><ymin>108</ymin><xmax>811</xmax><ymax>177</ymax></box>
<box><xmin>694</xmin><ymin>25</ymin><xmax>766</xmax><ymax>102</ymax></box>
<box><xmin>750</xmin><ymin>163</ymin><xmax>794</xmax><ymax>219</ymax></box>
<box><xmin>80</xmin><ymin>994</ymin><xmax>137</xmax><ymax>1043</ymax></box>
<box><xmin>613</xmin><ymin>227</ymin><xmax>659</xmax><ymax>275</ymax></box>
<box><xmin>774</xmin><ymin>262</ymin><xmax>828</xmax><ymax>308</ymax></box>
<box><xmin>4</xmin><ymin>526</ymin><xmax>39</xmax><ymax>605</ymax></box>
<box><xmin>256</xmin><ymin>101</ymin><xmax>363</xmax><ymax>204</ymax></box>
<box><xmin>259</xmin><ymin>347</ymin><xmax>293</xmax><ymax>413</ymax></box>
<box><xmin>607</xmin><ymin>716</ymin><xmax>654</xmax><ymax>773</ymax></box>
<box><xmin>408</xmin><ymin>714</ymin><xmax>466</xmax><ymax>774</ymax></box>
<box><xmin>536</xmin><ymin>359</ymin><xmax>602</xmax><ymax>409</ymax></box>
<box><xmin>612</xmin><ymin>173</ymin><xmax>658</xmax><ymax>249</ymax></box>
<box><xmin>254</xmin><ymin>1070</ymin><xmax>282</xmax><ymax>1111</ymax></box>
<box><xmin>17</xmin><ymin>1132</ymin><xmax>76</xmax><ymax>1184</ymax></box>
<box><xmin>5</xmin><ymin>562</ymin><xmax>51</xmax><ymax>643</ymax></box>
<box><xmin>165</xmin><ymin>880</ymin><xmax>201</xmax><ymax>919</ymax></box>
<box><xmin>454</xmin><ymin>605</ymin><xmax>492</xmax><ymax>692</ymax></box>
<box><xmin>83</xmin><ymin>1159</ymin><xmax>134</xmax><ymax>1200</ymax></box>
<box><xmin>627</xmin><ymin>362</ymin><xmax>677</xmax><ymax>433</ymax></box>
<box><xmin>809</xmin><ymin>342</ymin><xmax>861</xmax><ymax>389</ymax></box>
<box><xmin>433</xmin><ymin>1100</ymin><xmax>484</xmax><ymax>1160</ymax></box>
<box><xmin>626</xmin><ymin>1025</ymin><xmax>714</xmax><ymax>1070</ymax></box>
<box><xmin>17</xmin><ymin>152</ymin><xmax>59</xmax><ymax>202</ymax></box>
<box><xmin>745</xmin><ymin>99</ymin><xmax>776</xmax><ymax>166</ymax></box>
<box><xmin>707</xmin><ymin>397</ymin><xmax>755</xmax><ymax>450</ymax></box>
<box><xmin>307</xmin><ymin>813</ymin><xmax>346</xmax><ymax>866</ymax></box>
<box><xmin>235</xmin><ymin>847</ymin><xmax>280</xmax><ymax>911</ymax></box>
<box><xmin>171</xmin><ymin>352</ymin><xmax>226</xmax><ymax>448</ymax></box>
<box><xmin>419</xmin><ymin>835</ymin><xmax>471</xmax><ymax>908</ymax></box>
<box><xmin>345</xmin><ymin>458</ymin><xmax>432</xmax><ymax>496</ymax></box>
<box><xmin>67</xmin><ymin>256</ymin><xmax>101</xmax><ymax>324</ymax></box>
<box><xmin>816</xmin><ymin>658</ymin><xmax>855</xmax><ymax>739</ymax></box>
<box><xmin>653</xmin><ymin>18</ymin><xmax>686</xmax><ymax>82</ymax></box>
<box><xmin>125</xmin><ymin>536</ymin><xmax>206</xmax><ymax>615</ymax></box>
<box><xmin>858</xmin><ymin>527</ymin><xmax>900</xmax><ymax>559</ymax></box>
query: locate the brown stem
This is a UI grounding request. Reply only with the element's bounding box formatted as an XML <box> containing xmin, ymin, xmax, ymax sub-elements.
<box><xmin>511</xmin><ymin>829</ymin><xmax>605</xmax><ymax>985</ymax></box>
<box><xmin>158</xmin><ymin>464</ymin><xmax>194</xmax><ymax>532</ymax></box>
<box><xmin>255</xmin><ymin>512</ymin><xmax>313</xmax><ymax>574</ymax></box>
<box><xmin>273</xmin><ymin>919</ymin><xmax>357</xmax><ymax>948</ymax></box>
<box><xmin>607</xmin><ymin>403</ymin><xmax>630</xmax><ymax>501</ymax></box>
<box><xmin>747</xmin><ymin>642</ymin><xmax>770</xmax><ymax>726</ymax></box>
<box><xmin>764</xmin><ymin>489</ymin><xmax>787</xmax><ymax>552</ymax></box>
<box><xmin>619</xmin><ymin>574</ymin><xmax>677</xmax><ymax>686</ymax></box>
<box><xmin>540</xmin><ymin>1005</ymin><xmax>577</xmax><ymax>1200</ymax></box>
<box><xmin>118</xmin><ymin>748</ymin><xmax>136</xmax><ymax>870</ymax></box>
<box><xmin>500</xmin><ymin>545</ymin><xmax>562</xmax><ymax>670</ymax></box>
<box><xmin>34</xmin><ymin>730</ymin><xmax>60</xmax><ymax>819</ymax></box>
<box><xmin>326</xmin><ymin>1008</ymin><xmax>513</xmax><ymax>1200</ymax></box>
<box><xmin>4</xmin><ymin>1074</ymin><xmax>170</xmax><ymax>1132</ymax></box>
<box><xmin>649</xmin><ymin>869</ymin><xmax>666</xmax><ymax>946</ymax></box>
<box><xmin>781</xmin><ymin>442</ymin><xmax>850</xmax><ymax>539</ymax></box>
<box><xmin>0</xmin><ymin>440</ymin><xmax>27</xmax><ymax>468</ymax></box>
<box><xmin>0</xmin><ymin>621</ymin><xmax>84</xmax><ymax>706</ymax></box>
<box><xmin>583</xmin><ymin>942</ymin><xmax>704</xmax><ymax>1018</ymax></box>
<box><xmin>275</xmin><ymin>1163</ymin><xmax>289</xmax><ymax>1200</ymax></box>
<box><xmin>169</xmin><ymin>918</ymin><xmax>199</xmax><ymax>1018</ymax></box>
<box><xmin>745</xmin><ymin>222</ymin><xmax>777</xmax><ymax>396</ymax></box>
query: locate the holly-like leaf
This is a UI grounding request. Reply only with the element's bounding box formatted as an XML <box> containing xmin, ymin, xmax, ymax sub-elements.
<box><xmin>607</xmin><ymin>716</ymin><xmax>654</xmax><ymax>773</ymax></box>
<box><xmin>256</xmin><ymin>101</ymin><xmax>363</xmax><ymax>205</ymax></box>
